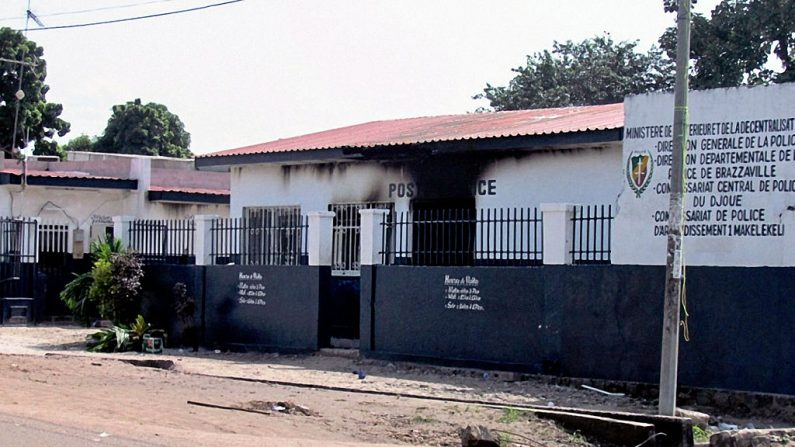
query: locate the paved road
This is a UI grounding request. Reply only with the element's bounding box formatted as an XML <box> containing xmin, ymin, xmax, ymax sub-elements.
<box><xmin>0</xmin><ymin>413</ymin><xmax>159</xmax><ymax>447</ymax></box>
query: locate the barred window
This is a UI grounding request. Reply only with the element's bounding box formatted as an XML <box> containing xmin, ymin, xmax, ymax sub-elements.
<box><xmin>242</xmin><ymin>206</ymin><xmax>303</xmax><ymax>266</ymax></box>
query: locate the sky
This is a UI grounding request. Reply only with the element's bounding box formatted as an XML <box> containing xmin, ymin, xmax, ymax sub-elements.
<box><xmin>0</xmin><ymin>0</ymin><xmax>722</xmax><ymax>156</ymax></box>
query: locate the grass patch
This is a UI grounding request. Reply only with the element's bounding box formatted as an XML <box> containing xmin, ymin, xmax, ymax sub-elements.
<box><xmin>693</xmin><ymin>425</ymin><xmax>710</xmax><ymax>443</ymax></box>
<box><xmin>496</xmin><ymin>432</ymin><xmax>512</xmax><ymax>447</ymax></box>
<box><xmin>568</xmin><ymin>430</ymin><xmax>588</xmax><ymax>445</ymax></box>
<box><xmin>412</xmin><ymin>414</ymin><xmax>436</xmax><ymax>424</ymax></box>
<box><xmin>498</xmin><ymin>407</ymin><xmax>528</xmax><ymax>424</ymax></box>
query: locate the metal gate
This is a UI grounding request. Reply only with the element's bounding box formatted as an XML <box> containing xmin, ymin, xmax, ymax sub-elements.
<box><xmin>323</xmin><ymin>202</ymin><xmax>392</xmax><ymax>347</ymax></box>
<box><xmin>0</xmin><ymin>218</ymin><xmax>39</xmax><ymax>323</ymax></box>
<box><xmin>330</xmin><ymin>202</ymin><xmax>393</xmax><ymax>276</ymax></box>
<box><xmin>37</xmin><ymin>221</ymin><xmax>86</xmax><ymax>319</ymax></box>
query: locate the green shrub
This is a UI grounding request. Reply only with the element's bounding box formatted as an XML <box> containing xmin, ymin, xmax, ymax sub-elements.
<box><xmin>59</xmin><ymin>271</ymin><xmax>96</xmax><ymax>324</ymax></box>
<box><xmin>93</xmin><ymin>251</ymin><xmax>143</xmax><ymax>323</ymax></box>
<box><xmin>88</xmin><ymin>314</ymin><xmax>151</xmax><ymax>353</ymax></box>
<box><xmin>60</xmin><ymin>237</ymin><xmax>143</xmax><ymax>324</ymax></box>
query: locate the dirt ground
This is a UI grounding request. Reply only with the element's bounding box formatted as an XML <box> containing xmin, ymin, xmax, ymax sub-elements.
<box><xmin>0</xmin><ymin>325</ymin><xmax>783</xmax><ymax>446</ymax></box>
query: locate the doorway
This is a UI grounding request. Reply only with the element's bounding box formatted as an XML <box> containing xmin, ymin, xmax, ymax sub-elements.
<box><xmin>411</xmin><ymin>198</ymin><xmax>476</xmax><ymax>266</ymax></box>
<box><xmin>321</xmin><ymin>202</ymin><xmax>393</xmax><ymax>348</ymax></box>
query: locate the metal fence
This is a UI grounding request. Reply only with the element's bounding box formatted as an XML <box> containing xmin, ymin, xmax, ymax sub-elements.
<box><xmin>0</xmin><ymin>217</ymin><xmax>37</xmax><ymax>299</ymax></box>
<box><xmin>330</xmin><ymin>202</ymin><xmax>393</xmax><ymax>276</ymax></box>
<box><xmin>210</xmin><ymin>215</ymin><xmax>308</xmax><ymax>266</ymax></box>
<box><xmin>38</xmin><ymin>221</ymin><xmax>70</xmax><ymax>254</ymax></box>
<box><xmin>128</xmin><ymin>219</ymin><xmax>196</xmax><ymax>264</ymax></box>
<box><xmin>571</xmin><ymin>205</ymin><xmax>613</xmax><ymax>264</ymax></box>
<box><xmin>0</xmin><ymin>218</ymin><xmax>37</xmax><ymax>264</ymax></box>
<box><xmin>381</xmin><ymin>207</ymin><xmax>543</xmax><ymax>266</ymax></box>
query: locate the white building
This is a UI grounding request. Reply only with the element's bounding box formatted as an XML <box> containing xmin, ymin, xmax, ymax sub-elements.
<box><xmin>0</xmin><ymin>151</ymin><xmax>229</xmax><ymax>255</ymax></box>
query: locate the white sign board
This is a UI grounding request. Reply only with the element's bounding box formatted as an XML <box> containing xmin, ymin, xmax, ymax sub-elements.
<box><xmin>613</xmin><ymin>85</ymin><xmax>795</xmax><ymax>266</ymax></box>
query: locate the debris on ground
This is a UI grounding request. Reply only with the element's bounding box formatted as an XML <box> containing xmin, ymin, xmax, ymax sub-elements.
<box><xmin>459</xmin><ymin>425</ymin><xmax>500</xmax><ymax>447</ymax></box>
<box><xmin>581</xmin><ymin>384</ymin><xmax>625</xmax><ymax>397</ymax></box>
<box><xmin>243</xmin><ymin>400</ymin><xmax>319</xmax><ymax>417</ymax></box>
<box><xmin>677</xmin><ymin>408</ymin><xmax>711</xmax><ymax>428</ymax></box>
<box><xmin>709</xmin><ymin>428</ymin><xmax>795</xmax><ymax>446</ymax></box>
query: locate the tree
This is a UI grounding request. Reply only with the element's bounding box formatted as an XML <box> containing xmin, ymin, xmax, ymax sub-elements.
<box><xmin>475</xmin><ymin>34</ymin><xmax>674</xmax><ymax>111</ymax></box>
<box><xmin>0</xmin><ymin>27</ymin><xmax>69</xmax><ymax>156</ymax></box>
<box><xmin>659</xmin><ymin>0</ymin><xmax>795</xmax><ymax>89</ymax></box>
<box><xmin>62</xmin><ymin>134</ymin><xmax>94</xmax><ymax>152</ymax></box>
<box><xmin>93</xmin><ymin>99</ymin><xmax>192</xmax><ymax>158</ymax></box>
<box><xmin>32</xmin><ymin>134</ymin><xmax>95</xmax><ymax>160</ymax></box>
<box><xmin>32</xmin><ymin>139</ymin><xmax>66</xmax><ymax>159</ymax></box>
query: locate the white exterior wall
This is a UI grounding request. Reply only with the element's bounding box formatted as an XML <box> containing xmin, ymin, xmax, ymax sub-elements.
<box><xmin>477</xmin><ymin>144</ymin><xmax>622</xmax><ymax>209</ymax></box>
<box><xmin>231</xmin><ymin>146</ymin><xmax>621</xmax><ymax>218</ymax></box>
<box><xmin>614</xmin><ymin>84</ymin><xmax>795</xmax><ymax>266</ymax></box>
<box><xmin>231</xmin><ymin>163</ymin><xmax>414</xmax><ymax>216</ymax></box>
<box><xmin>0</xmin><ymin>184</ymin><xmax>228</xmax><ymax>254</ymax></box>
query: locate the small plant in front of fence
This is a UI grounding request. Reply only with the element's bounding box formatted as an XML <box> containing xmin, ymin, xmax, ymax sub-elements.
<box><xmin>173</xmin><ymin>282</ymin><xmax>197</xmax><ymax>351</ymax></box>
<box><xmin>87</xmin><ymin>314</ymin><xmax>157</xmax><ymax>353</ymax></box>
<box><xmin>91</xmin><ymin>246</ymin><xmax>144</xmax><ymax>323</ymax></box>
<box><xmin>60</xmin><ymin>238</ymin><xmax>144</xmax><ymax>325</ymax></box>
<box><xmin>59</xmin><ymin>270</ymin><xmax>97</xmax><ymax>325</ymax></box>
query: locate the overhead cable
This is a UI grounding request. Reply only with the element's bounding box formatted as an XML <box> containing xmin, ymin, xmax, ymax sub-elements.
<box><xmin>0</xmin><ymin>0</ymin><xmax>180</xmax><ymax>22</ymax></box>
<box><xmin>20</xmin><ymin>0</ymin><xmax>243</xmax><ymax>31</ymax></box>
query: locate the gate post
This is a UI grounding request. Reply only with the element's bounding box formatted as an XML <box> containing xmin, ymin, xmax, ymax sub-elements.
<box><xmin>112</xmin><ymin>215</ymin><xmax>134</xmax><ymax>248</ymax></box>
<box><xmin>193</xmin><ymin>215</ymin><xmax>219</xmax><ymax>266</ymax></box>
<box><xmin>307</xmin><ymin>211</ymin><xmax>334</xmax><ymax>266</ymax></box>
<box><xmin>540</xmin><ymin>203</ymin><xmax>575</xmax><ymax>265</ymax></box>
<box><xmin>360</xmin><ymin>209</ymin><xmax>389</xmax><ymax>266</ymax></box>
<box><xmin>359</xmin><ymin>209</ymin><xmax>389</xmax><ymax>353</ymax></box>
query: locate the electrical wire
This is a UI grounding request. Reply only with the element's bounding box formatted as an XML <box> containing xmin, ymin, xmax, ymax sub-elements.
<box><xmin>33</xmin><ymin>0</ymin><xmax>183</xmax><ymax>19</ymax></box>
<box><xmin>680</xmin><ymin>263</ymin><xmax>690</xmax><ymax>342</ymax></box>
<box><xmin>0</xmin><ymin>0</ymin><xmax>182</xmax><ymax>22</ymax></box>
<box><xmin>20</xmin><ymin>0</ymin><xmax>244</xmax><ymax>32</ymax></box>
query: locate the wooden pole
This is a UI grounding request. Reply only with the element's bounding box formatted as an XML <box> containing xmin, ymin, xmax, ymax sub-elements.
<box><xmin>659</xmin><ymin>0</ymin><xmax>691</xmax><ymax>416</ymax></box>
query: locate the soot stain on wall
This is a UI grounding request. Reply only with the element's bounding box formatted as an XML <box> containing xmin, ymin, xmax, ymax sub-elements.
<box><xmin>275</xmin><ymin>145</ymin><xmax>607</xmax><ymax>206</ymax></box>
<box><xmin>404</xmin><ymin>153</ymin><xmax>495</xmax><ymax>201</ymax></box>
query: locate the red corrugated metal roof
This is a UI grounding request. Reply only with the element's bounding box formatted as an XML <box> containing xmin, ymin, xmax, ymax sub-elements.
<box><xmin>148</xmin><ymin>185</ymin><xmax>229</xmax><ymax>196</ymax></box>
<box><xmin>1</xmin><ymin>169</ymin><xmax>229</xmax><ymax>196</ymax></box>
<box><xmin>0</xmin><ymin>168</ymin><xmax>124</xmax><ymax>181</ymax></box>
<box><xmin>200</xmin><ymin>103</ymin><xmax>624</xmax><ymax>159</ymax></box>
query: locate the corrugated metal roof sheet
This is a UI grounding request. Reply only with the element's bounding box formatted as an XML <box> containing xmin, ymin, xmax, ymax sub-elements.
<box><xmin>200</xmin><ymin>103</ymin><xmax>624</xmax><ymax>159</ymax></box>
<box><xmin>0</xmin><ymin>168</ymin><xmax>124</xmax><ymax>181</ymax></box>
<box><xmin>148</xmin><ymin>185</ymin><xmax>229</xmax><ymax>196</ymax></box>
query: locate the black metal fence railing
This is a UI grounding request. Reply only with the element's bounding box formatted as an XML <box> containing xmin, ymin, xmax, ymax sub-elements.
<box><xmin>210</xmin><ymin>216</ymin><xmax>308</xmax><ymax>266</ymax></box>
<box><xmin>0</xmin><ymin>217</ymin><xmax>38</xmax><ymax>299</ymax></box>
<box><xmin>128</xmin><ymin>219</ymin><xmax>196</xmax><ymax>265</ymax></box>
<box><xmin>571</xmin><ymin>204</ymin><xmax>613</xmax><ymax>264</ymax></box>
<box><xmin>381</xmin><ymin>207</ymin><xmax>543</xmax><ymax>267</ymax></box>
<box><xmin>0</xmin><ymin>218</ymin><xmax>37</xmax><ymax>264</ymax></box>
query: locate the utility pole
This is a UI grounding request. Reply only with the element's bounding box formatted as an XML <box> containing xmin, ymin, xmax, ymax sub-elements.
<box><xmin>659</xmin><ymin>0</ymin><xmax>691</xmax><ymax>416</ymax></box>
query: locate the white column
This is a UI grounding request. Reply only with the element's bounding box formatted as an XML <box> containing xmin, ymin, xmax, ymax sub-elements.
<box><xmin>128</xmin><ymin>157</ymin><xmax>152</xmax><ymax>216</ymax></box>
<box><xmin>112</xmin><ymin>215</ymin><xmax>134</xmax><ymax>248</ymax></box>
<box><xmin>540</xmin><ymin>203</ymin><xmax>575</xmax><ymax>265</ymax></box>
<box><xmin>307</xmin><ymin>211</ymin><xmax>334</xmax><ymax>266</ymax></box>
<box><xmin>360</xmin><ymin>209</ymin><xmax>389</xmax><ymax>266</ymax></box>
<box><xmin>193</xmin><ymin>214</ymin><xmax>219</xmax><ymax>266</ymax></box>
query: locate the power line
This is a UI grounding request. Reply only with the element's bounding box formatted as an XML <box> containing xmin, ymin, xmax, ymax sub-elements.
<box><xmin>0</xmin><ymin>0</ymin><xmax>185</xmax><ymax>22</ymax></box>
<box><xmin>20</xmin><ymin>0</ymin><xmax>244</xmax><ymax>31</ymax></box>
<box><xmin>36</xmin><ymin>0</ymin><xmax>182</xmax><ymax>18</ymax></box>
<box><xmin>0</xmin><ymin>0</ymin><xmax>183</xmax><ymax>22</ymax></box>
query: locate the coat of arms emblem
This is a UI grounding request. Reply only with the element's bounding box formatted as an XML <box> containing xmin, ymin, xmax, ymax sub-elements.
<box><xmin>626</xmin><ymin>151</ymin><xmax>654</xmax><ymax>198</ymax></box>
